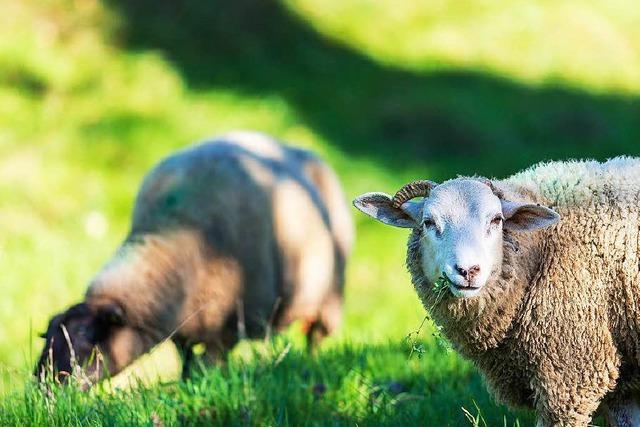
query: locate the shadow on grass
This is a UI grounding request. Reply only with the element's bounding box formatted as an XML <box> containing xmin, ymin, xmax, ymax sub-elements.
<box><xmin>106</xmin><ymin>0</ymin><xmax>640</xmax><ymax>180</ymax></box>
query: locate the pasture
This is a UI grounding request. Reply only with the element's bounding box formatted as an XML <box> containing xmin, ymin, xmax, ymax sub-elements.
<box><xmin>2</xmin><ymin>0</ymin><xmax>640</xmax><ymax>425</ymax></box>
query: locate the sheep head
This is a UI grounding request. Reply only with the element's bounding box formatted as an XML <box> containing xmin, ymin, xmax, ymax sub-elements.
<box><xmin>34</xmin><ymin>302</ymin><xmax>124</xmax><ymax>385</ymax></box>
<box><xmin>354</xmin><ymin>178</ymin><xmax>559</xmax><ymax>298</ymax></box>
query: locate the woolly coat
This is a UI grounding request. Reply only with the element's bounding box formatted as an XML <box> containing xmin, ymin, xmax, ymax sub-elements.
<box><xmin>407</xmin><ymin>157</ymin><xmax>640</xmax><ymax>426</ymax></box>
<box><xmin>85</xmin><ymin>132</ymin><xmax>353</xmax><ymax>373</ymax></box>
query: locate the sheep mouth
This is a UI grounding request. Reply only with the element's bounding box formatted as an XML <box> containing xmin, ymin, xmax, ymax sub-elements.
<box><xmin>444</xmin><ymin>274</ymin><xmax>483</xmax><ymax>297</ymax></box>
<box><xmin>449</xmin><ymin>282</ymin><xmax>483</xmax><ymax>298</ymax></box>
<box><xmin>451</xmin><ymin>283</ymin><xmax>480</xmax><ymax>291</ymax></box>
<box><xmin>434</xmin><ymin>274</ymin><xmax>482</xmax><ymax>297</ymax></box>
<box><xmin>443</xmin><ymin>272</ymin><xmax>482</xmax><ymax>291</ymax></box>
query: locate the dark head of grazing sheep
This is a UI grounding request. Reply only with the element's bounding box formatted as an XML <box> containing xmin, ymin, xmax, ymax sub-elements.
<box><xmin>35</xmin><ymin>302</ymin><xmax>124</xmax><ymax>384</ymax></box>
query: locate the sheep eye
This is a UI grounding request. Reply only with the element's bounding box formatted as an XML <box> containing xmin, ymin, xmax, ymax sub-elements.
<box><xmin>422</xmin><ymin>218</ymin><xmax>436</xmax><ymax>229</ymax></box>
<box><xmin>422</xmin><ymin>219</ymin><xmax>442</xmax><ymax>237</ymax></box>
<box><xmin>490</xmin><ymin>214</ymin><xmax>504</xmax><ymax>227</ymax></box>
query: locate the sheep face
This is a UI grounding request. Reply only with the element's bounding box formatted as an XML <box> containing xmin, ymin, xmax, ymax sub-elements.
<box><xmin>415</xmin><ymin>180</ymin><xmax>504</xmax><ymax>297</ymax></box>
<box><xmin>354</xmin><ymin>178</ymin><xmax>560</xmax><ymax>298</ymax></box>
<box><xmin>34</xmin><ymin>302</ymin><xmax>123</xmax><ymax>384</ymax></box>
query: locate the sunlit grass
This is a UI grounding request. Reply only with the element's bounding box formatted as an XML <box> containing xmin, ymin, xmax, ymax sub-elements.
<box><xmin>285</xmin><ymin>0</ymin><xmax>640</xmax><ymax>93</ymax></box>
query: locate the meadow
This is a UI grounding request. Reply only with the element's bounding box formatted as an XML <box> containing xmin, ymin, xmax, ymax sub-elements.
<box><xmin>1</xmin><ymin>0</ymin><xmax>640</xmax><ymax>425</ymax></box>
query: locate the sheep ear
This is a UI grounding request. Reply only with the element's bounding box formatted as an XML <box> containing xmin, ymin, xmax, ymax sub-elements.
<box><xmin>95</xmin><ymin>303</ymin><xmax>125</xmax><ymax>326</ymax></box>
<box><xmin>353</xmin><ymin>192</ymin><xmax>422</xmax><ymax>228</ymax></box>
<box><xmin>501</xmin><ymin>200</ymin><xmax>560</xmax><ymax>232</ymax></box>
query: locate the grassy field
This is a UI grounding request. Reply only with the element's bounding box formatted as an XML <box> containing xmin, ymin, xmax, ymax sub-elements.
<box><xmin>1</xmin><ymin>0</ymin><xmax>640</xmax><ymax>425</ymax></box>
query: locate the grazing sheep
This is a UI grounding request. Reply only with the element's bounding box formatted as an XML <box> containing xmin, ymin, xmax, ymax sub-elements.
<box><xmin>354</xmin><ymin>157</ymin><xmax>640</xmax><ymax>426</ymax></box>
<box><xmin>36</xmin><ymin>131</ymin><xmax>353</xmax><ymax>384</ymax></box>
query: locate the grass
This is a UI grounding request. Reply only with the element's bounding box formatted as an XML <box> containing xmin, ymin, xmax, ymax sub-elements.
<box><xmin>3</xmin><ymin>336</ymin><xmax>528</xmax><ymax>426</ymax></box>
<box><xmin>1</xmin><ymin>0</ymin><xmax>640</xmax><ymax>425</ymax></box>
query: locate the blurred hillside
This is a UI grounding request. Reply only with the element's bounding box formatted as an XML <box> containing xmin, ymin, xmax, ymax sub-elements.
<box><xmin>1</xmin><ymin>0</ymin><xmax>640</xmax><ymax>423</ymax></box>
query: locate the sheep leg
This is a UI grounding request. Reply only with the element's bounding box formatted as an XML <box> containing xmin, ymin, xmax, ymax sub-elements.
<box><xmin>173</xmin><ymin>334</ymin><xmax>233</xmax><ymax>378</ymax></box>
<box><xmin>172</xmin><ymin>337</ymin><xmax>194</xmax><ymax>380</ymax></box>
<box><xmin>534</xmin><ymin>395</ymin><xmax>602</xmax><ymax>427</ymax></box>
<box><xmin>534</xmin><ymin>415</ymin><xmax>589</xmax><ymax>427</ymax></box>
<box><xmin>605</xmin><ymin>396</ymin><xmax>640</xmax><ymax>427</ymax></box>
<box><xmin>304</xmin><ymin>294</ymin><xmax>343</xmax><ymax>351</ymax></box>
<box><xmin>534</xmin><ymin>380</ymin><xmax>605</xmax><ymax>427</ymax></box>
<box><xmin>176</xmin><ymin>340</ymin><xmax>231</xmax><ymax>377</ymax></box>
<box><xmin>197</xmin><ymin>332</ymin><xmax>236</xmax><ymax>368</ymax></box>
<box><xmin>203</xmin><ymin>346</ymin><xmax>227</xmax><ymax>365</ymax></box>
<box><xmin>304</xmin><ymin>319</ymin><xmax>328</xmax><ymax>351</ymax></box>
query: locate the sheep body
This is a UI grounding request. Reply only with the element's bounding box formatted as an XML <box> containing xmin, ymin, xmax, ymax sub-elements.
<box><xmin>406</xmin><ymin>157</ymin><xmax>640</xmax><ymax>425</ymax></box>
<box><xmin>80</xmin><ymin>131</ymin><xmax>352</xmax><ymax>375</ymax></box>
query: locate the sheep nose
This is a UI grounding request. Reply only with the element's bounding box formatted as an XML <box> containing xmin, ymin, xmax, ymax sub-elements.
<box><xmin>455</xmin><ymin>264</ymin><xmax>481</xmax><ymax>281</ymax></box>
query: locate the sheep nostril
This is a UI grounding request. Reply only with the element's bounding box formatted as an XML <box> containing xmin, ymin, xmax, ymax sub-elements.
<box><xmin>455</xmin><ymin>264</ymin><xmax>468</xmax><ymax>279</ymax></box>
<box><xmin>468</xmin><ymin>265</ymin><xmax>481</xmax><ymax>280</ymax></box>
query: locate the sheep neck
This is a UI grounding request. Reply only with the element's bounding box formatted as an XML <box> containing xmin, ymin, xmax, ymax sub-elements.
<box><xmin>86</xmin><ymin>230</ymin><xmax>203</xmax><ymax>339</ymax></box>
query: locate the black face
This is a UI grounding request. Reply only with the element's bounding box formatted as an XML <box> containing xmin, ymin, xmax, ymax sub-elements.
<box><xmin>35</xmin><ymin>302</ymin><xmax>123</xmax><ymax>384</ymax></box>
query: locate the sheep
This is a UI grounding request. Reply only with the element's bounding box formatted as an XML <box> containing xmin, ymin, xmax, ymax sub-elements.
<box><xmin>354</xmin><ymin>157</ymin><xmax>640</xmax><ymax>427</ymax></box>
<box><xmin>35</xmin><ymin>131</ymin><xmax>353</xmax><ymax>384</ymax></box>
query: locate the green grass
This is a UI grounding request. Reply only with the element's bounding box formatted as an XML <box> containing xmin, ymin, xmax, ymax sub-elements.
<box><xmin>3</xmin><ymin>336</ymin><xmax>530</xmax><ymax>426</ymax></box>
<box><xmin>1</xmin><ymin>0</ymin><xmax>640</xmax><ymax>424</ymax></box>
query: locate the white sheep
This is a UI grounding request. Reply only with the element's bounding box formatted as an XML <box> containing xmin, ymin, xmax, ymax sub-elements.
<box><xmin>354</xmin><ymin>157</ymin><xmax>640</xmax><ymax>426</ymax></box>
